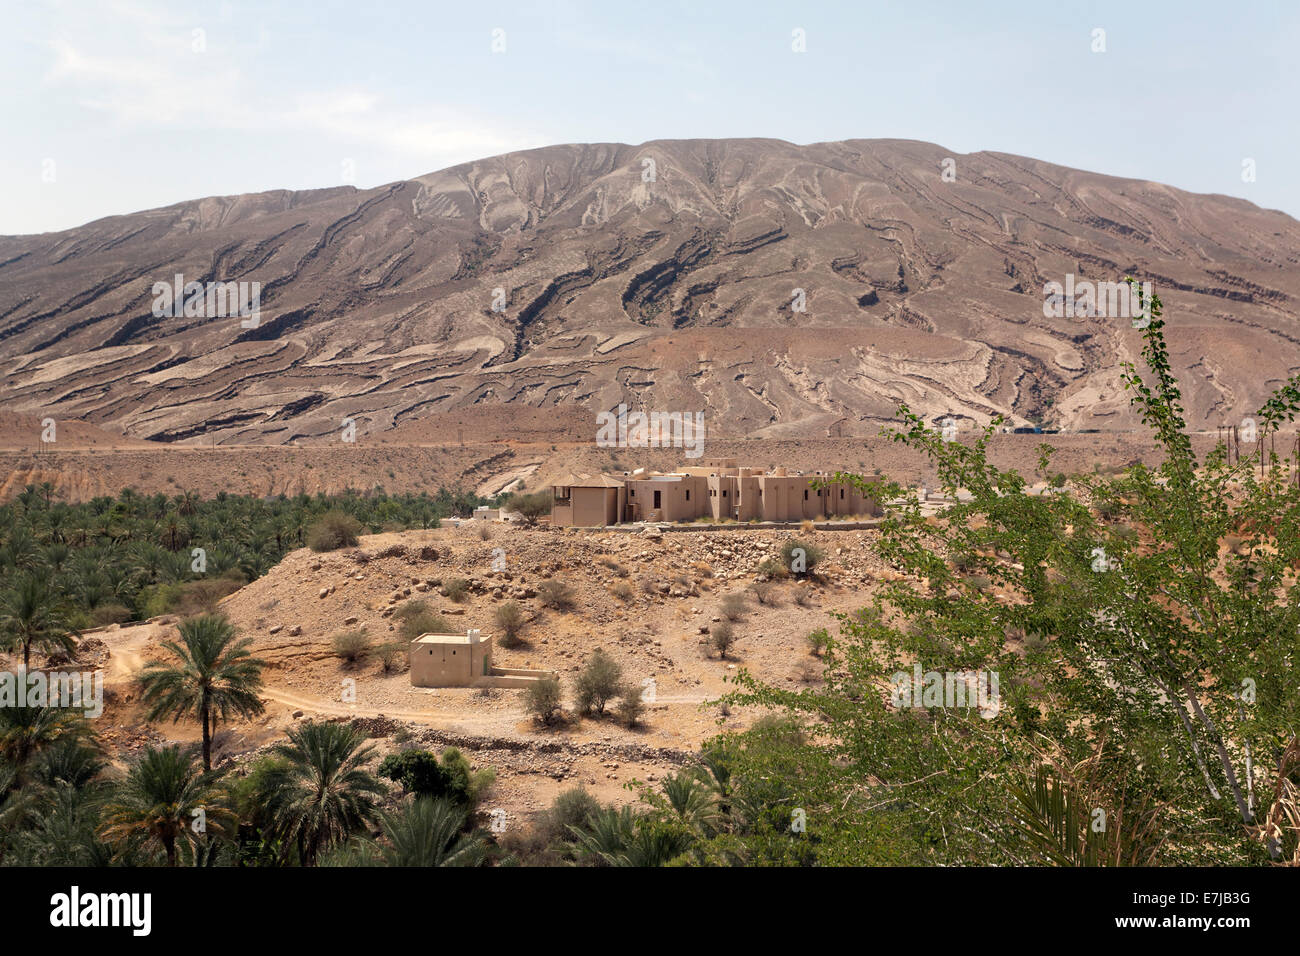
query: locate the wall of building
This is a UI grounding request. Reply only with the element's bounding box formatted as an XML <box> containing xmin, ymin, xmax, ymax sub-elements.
<box><xmin>552</xmin><ymin>468</ymin><xmax>881</xmax><ymax>526</ymax></box>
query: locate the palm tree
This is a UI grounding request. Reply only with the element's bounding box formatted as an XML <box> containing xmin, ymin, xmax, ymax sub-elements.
<box><xmin>569</xmin><ymin>805</ymin><xmax>692</xmax><ymax>867</ymax></box>
<box><xmin>262</xmin><ymin>721</ymin><xmax>385</xmax><ymax>866</ymax></box>
<box><xmin>660</xmin><ymin>768</ymin><xmax>723</xmax><ymax>834</ymax></box>
<box><xmin>139</xmin><ymin>614</ymin><xmax>267</xmax><ymax>771</ymax></box>
<box><xmin>0</xmin><ymin>705</ymin><xmax>89</xmax><ymax>779</ymax></box>
<box><xmin>327</xmin><ymin>797</ymin><xmax>486</xmax><ymax>867</ymax></box>
<box><xmin>0</xmin><ymin>574</ymin><xmax>74</xmax><ymax>671</ymax></box>
<box><xmin>100</xmin><ymin>745</ymin><xmax>232</xmax><ymax>866</ymax></box>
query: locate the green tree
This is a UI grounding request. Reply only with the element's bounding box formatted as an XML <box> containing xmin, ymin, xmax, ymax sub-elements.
<box><xmin>262</xmin><ymin>721</ymin><xmax>385</xmax><ymax>866</ymax></box>
<box><xmin>328</xmin><ymin>797</ymin><xmax>486</xmax><ymax>867</ymax></box>
<box><xmin>727</xmin><ymin>282</ymin><xmax>1300</xmax><ymax>865</ymax></box>
<box><xmin>574</xmin><ymin>649</ymin><xmax>622</xmax><ymax>715</ymax></box>
<box><xmin>139</xmin><ymin>614</ymin><xmax>266</xmax><ymax>772</ymax></box>
<box><xmin>0</xmin><ymin>574</ymin><xmax>74</xmax><ymax>671</ymax></box>
<box><xmin>100</xmin><ymin>745</ymin><xmax>232</xmax><ymax>866</ymax></box>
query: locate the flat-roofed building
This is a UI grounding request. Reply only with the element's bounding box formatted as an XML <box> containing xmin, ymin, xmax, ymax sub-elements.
<box><xmin>550</xmin><ymin>465</ymin><xmax>880</xmax><ymax>526</ymax></box>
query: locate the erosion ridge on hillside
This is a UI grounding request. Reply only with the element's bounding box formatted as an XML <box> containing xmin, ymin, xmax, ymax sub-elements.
<box><xmin>3</xmin><ymin>138</ymin><xmax>1298</xmax><ymax>444</ymax></box>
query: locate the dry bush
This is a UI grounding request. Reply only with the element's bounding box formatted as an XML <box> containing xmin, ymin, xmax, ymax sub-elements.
<box><xmin>441</xmin><ymin>577</ymin><xmax>470</xmax><ymax>602</ymax></box>
<box><xmin>395</xmin><ymin>600</ymin><xmax>451</xmax><ymax>640</ymax></box>
<box><xmin>610</xmin><ymin>580</ymin><xmax>634</xmax><ymax>602</ymax></box>
<box><xmin>751</xmin><ymin>581</ymin><xmax>779</xmax><ymax>605</ymax></box>
<box><xmin>494</xmin><ymin>600</ymin><xmax>527</xmax><ymax>647</ymax></box>
<box><xmin>537</xmin><ymin>578</ymin><xmax>575</xmax><ymax>610</ymax></box>
<box><xmin>720</xmin><ymin>592</ymin><xmax>747</xmax><ymax>621</ymax></box>
<box><xmin>800</xmin><ymin>519</ymin><xmax>816</xmax><ymax>532</ymax></box>
<box><xmin>598</xmin><ymin>557</ymin><xmax>628</xmax><ymax>577</ymax></box>
<box><xmin>617</xmin><ymin>684</ymin><xmax>645</xmax><ymax>728</ymax></box>
<box><xmin>710</xmin><ymin>621</ymin><xmax>737</xmax><ymax>659</ymax></box>
<box><xmin>792</xmin><ymin>584</ymin><xmax>812</xmax><ymax>606</ymax></box>
<box><xmin>307</xmin><ymin>511</ymin><xmax>363</xmax><ymax>552</ymax></box>
<box><xmin>477</xmin><ymin>523</ymin><xmax>493</xmax><ymax>541</ymax></box>
<box><xmin>378</xmin><ymin>642</ymin><xmax>408</xmax><ymax>673</ymax></box>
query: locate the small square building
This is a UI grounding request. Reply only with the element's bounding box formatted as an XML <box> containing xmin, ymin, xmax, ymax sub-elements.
<box><xmin>410</xmin><ymin>628</ymin><xmax>493</xmax><ymax>687</ymax></box>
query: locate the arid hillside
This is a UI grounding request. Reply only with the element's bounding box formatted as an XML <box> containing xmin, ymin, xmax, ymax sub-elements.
<box><xmin>3</xmin><ymin>138</ymin><xmax>1298</xmax><ymax>445</ymax></box>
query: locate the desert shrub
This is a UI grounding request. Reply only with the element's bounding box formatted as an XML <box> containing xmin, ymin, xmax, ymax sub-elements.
<box><xmin>711</xmin><ymin>621</ymin><xmax>737</xmax><ymax>659</ymax></box>
<box><xmin>639</xmin><ymin>577</ymin><xmax>657</xmax><ymax>595</ymax></box>
<box><xmin>758</xmin><ymin>556</ymin><xmax>790</xmax><ymax>579</ymax></box>
<box><xmin>90</xmin><ymin>603</ymin><xmax>133</xmax><ymax>627</ymax></box>
<box><xmin>332</xmin><ymin>629</ymin><xmax>371</xmax><ymax>662</ymax></box>
<box><xmin>598</xmin><ymin>558</ymin><xmax>628</xmax><ymax>577</ymax></box>
<box><xmin>691</xmin><ymin>560</ymin><xmax>714</xmax><ymax>578</ymax></box>
<box><xmin>751</xmin><ymin>581</ymin><xmax>778</xmax><ymax>606</ymax></box>
<box><xmin>526</xmin><ymin>675</ymin><xmax>564</xmax><ymax>725</ymax></box>
<box><xmin>610</xmin><ymin>580</ymin><xmax>634</xmax><ymax>602</ymax></box>
<box><xmin>441</xmin><ymin>577</ymin><xmax>470</xmax><ymax>603</ymax></box>
<box><xmin>719</xmin><ymin>592</ymin><xmax>747</xmax><ymax>621</ymax></box>
<box><xmin>537</xmin><ymin>579</ymin><xmax>574</xmax><ymax>610</ymax></box>
<box><xmin>780</xmin><ymin>538</ymin><xmax>824</xmax><ymax>575</ymax></box>
<box><xmin>140</xmin><ymin>572</ymin><xmax>245</xmax><ymax>618</ymax></box>
<box><xmin>395</xmin><ymin>601</ymin><xmax>451</xmax><ymax>640</ymax></box>
<box><xmin>477</xmin><ymin>523</ymin><xmax>493</xmax><ymax>541</ymax></box>
<box><xmin>378</xmin><ymin>642</ymin><xmax>408</xmax><ymax>673</ymax></box>
<box><xmin>617</xmin><ymin>684</ymin><xmax>645</xmax><ymax>728</ymax></box>
<box><xmin>806</xmin><ymin>627</ymin><xmax>830</xmax><ymax>656</ymax></box>
<box><xmin>550</xmin><ymin>787</ymin><xmax>601</xmax><ymax>834</ymax></box>
<box><xmin>800</xmin><ymin>519</ymin><xmax>816</xmax><ymax>532</ymax></box>
<box><xmin>504</xmin><ymin>491</ymin><xmax>552</xmax><ymax>526</ymax></box>
<box><xmin>574</xmin><ymin>649</ymin><xmax>622</xmax><ymax>715</ymax></box>
<box><xmin>494</xmin><ymin>600</ymin><xmax>526</xmax><ymax>646</ymax></box>
<box><xmin>792</xmin><ymin>584</ymin><xmax>812</xmax><ymax>606</ymax></box>
<box><xmin>307</xmin><ymin>510</ymin><xmax>363</xmax><ymax>552</ymax></box>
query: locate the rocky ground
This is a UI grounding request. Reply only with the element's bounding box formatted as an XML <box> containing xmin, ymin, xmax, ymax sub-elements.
<box><xmin>32</xmin><ymin>522</ymin><xmax>903</xmax><ymax>825</ymax></box>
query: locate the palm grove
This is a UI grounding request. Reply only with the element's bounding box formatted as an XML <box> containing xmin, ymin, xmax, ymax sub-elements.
<box><xmin>2</xmin><ymin>283</ymin><xmax>1298</xmax><ymax>865</ymax></box>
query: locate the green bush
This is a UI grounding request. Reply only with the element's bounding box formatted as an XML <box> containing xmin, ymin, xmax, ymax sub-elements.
<box><xmin>504</xmin><ymin>491</ymin><xmax>553</xmax><ymax>526</ymax></box>
<box><xmin>331</xmin><ymin>629</ymin><xmax>370</xmax><ymax>662</ymax></box>
<box><xmin>780</xmin><ymin>538</ymin><xmax>824</xmax><ymax>575</ymax></box>
<box><xmin>806</xmin><ymin>627</ymin><xmax>830</xmax><ymax>657</ymax></box>
<box><xmin>526</xmin><ymin>675</ymin><xmax>564</xmax><ymax>725</ymax></box>
<box><xmin>574</xmin><ymin>649</ymin><xmax>622</xmax><ymax>715</ymax></box>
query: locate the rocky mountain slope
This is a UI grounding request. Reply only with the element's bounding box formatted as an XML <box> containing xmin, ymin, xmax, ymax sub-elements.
<box><xmin>3</xmin><ymin>138</ymin><xmax>1298</xmax><ymax>443</ymax></box>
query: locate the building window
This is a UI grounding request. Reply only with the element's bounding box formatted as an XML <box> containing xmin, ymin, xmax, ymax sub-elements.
<box><xmin>840</xmin><ymin>488</ymin><xmax>845</xmax><ymax>499</ymax></box>
<box><xmin>685</xmin><ymin>489</ymin><xmax>690</xmax><ymax>501</ymax></box>
<box><xmin>629</xmin><ymin>489</ymin><xmax>635</xmax><ymax>497</ymax></box>
<box><xmin>722</xmin><ymin>490</ymin><xmax>728</xmax><ymax>498</ymax></box>
<box><xmin>804</xmin><ymin>489</ymin><xmax>809</xmax><ymax>501</ymax></box>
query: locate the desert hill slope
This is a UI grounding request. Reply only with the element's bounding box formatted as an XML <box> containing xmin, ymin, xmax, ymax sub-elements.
<box><xmin>3</xmin><ymin>138</ymin><xmax>1298</xmax><ymax>443</ymax></box>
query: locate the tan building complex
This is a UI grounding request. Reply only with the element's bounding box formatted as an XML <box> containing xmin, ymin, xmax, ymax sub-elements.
<box><xmin>551</xmin><ymin>458</ymin><xmax>881</xmax><ymax>527</ymax></box>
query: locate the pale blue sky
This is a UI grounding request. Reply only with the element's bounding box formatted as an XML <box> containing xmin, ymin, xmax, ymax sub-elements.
<box><xmin>3</xmin><ymin>0</ymin><xmax>1298</xmax><ymax>235</ymax></box>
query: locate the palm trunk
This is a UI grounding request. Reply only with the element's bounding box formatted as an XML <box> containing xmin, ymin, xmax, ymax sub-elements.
<box><xmin>200</xmin><ymin>695</ymin><xmax>212</xmax><ymax>771</ymax></box>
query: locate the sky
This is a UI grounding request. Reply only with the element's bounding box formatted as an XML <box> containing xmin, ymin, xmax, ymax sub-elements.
<box><xmin>2</xmin><ymin>0</ymin><xmax>1298</xmax><ymax>235</ymax></box>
